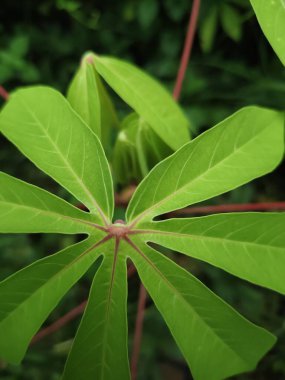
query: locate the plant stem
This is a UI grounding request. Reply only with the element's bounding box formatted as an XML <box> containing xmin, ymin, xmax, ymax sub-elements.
<box><xmin>173</xmin><ymin>0</ymin><xmax>201</xmax><ymax>101</ymax></box>
<box><xmin>31</xmin><ymin>300</ymin><xmax>87</xmax><ymax>345</ymax></box>
<box><xmin>130</xmin><ymin>284</ymin><xmax>148</xmax><ymax>380</ymax></box>
<box><xmin>167</xmin><ymin>202</ymin><xmax>285</xmax><ymax>216</ymax></box>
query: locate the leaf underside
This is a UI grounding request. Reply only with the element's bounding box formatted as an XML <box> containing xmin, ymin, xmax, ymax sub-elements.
<box><xmin>0</xmin><ymin>85</ymin><xmax>284</xmax><ymax>380</ymax></box>
<box><xmin>0</xmin><ymin>86</ymin><xmax>114</xmax><ymax>225</ymax></box>
<box><xmin>63</xmin><ymin>242</ymin><xmax>130</xmax><ymax>380</ymax></box>
<box><xmin>126</xmin><ymin>106</ymin><xmax>284</xmax><ymax>224</ymax></box>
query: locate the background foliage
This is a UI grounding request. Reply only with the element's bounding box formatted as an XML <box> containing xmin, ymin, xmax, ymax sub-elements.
<box><xmin>0</xmin><ymin>0</ymin><xmax>285</xmax><ymax>379</ymax></box>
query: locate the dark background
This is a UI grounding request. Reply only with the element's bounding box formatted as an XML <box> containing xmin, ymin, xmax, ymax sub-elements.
<box><xmin>0</xmin><ymin>0</ymin><xmax>285</xmax><ymax>379</ymax></box>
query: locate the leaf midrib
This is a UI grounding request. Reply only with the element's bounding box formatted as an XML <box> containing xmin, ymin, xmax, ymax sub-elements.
<box><xmin>135</xmin><ymin>228</ymin><xmax>285</xmax><ymax>252</ymax></box>
<box><xmin>99</xmin><ymin>244</ymin><xmax>119</xmax><ymax>380</ymax></box>
<box><xmin>0</xmin><ymin>200</ymin><xmax>95</xmax><ymax>231</ymax></box>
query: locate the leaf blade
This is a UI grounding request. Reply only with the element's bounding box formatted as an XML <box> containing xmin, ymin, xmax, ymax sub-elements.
<box><xmin>0</xmin><ymin>234</ymin><xmax>108</xmax><ymax>364</ymax></box>
<box><xmin>0</xmin><ymin>172</ymin><xmax>98</xmax><ymax>233</ymax></box>
<box><xmin>127</xmin><ymin>106</ymin><xmax>284</xmax><ymax>224</ymax></box>
<box><xmin>139</xmin><ymin>213</ymin><xmax>285</xmax><ymax>294</ymax></box>
<box><xmin>0</xmin><ymin>86</ymin><xmax>114</xmax><ymax>224</ymax></box>
<box><xmin>126</xmin><ymin>237</ymin><xmax>275</xmax><ymax>380</ymax></box>
<box><xmin>250</xmin><ymin>0</ymin><xmax>285</xmax><ymax>65</ymax></box>
<box><xmin>67</xmin><ymin>55</ymin><xmax>102</xmax><ymax>138</ymax></box>
<box><xmin>63</xmin><ymin>241</ymin><xmax>130</xmax><ymax>380</ymax></box>
<box><xmin>93</xmin><ymin>54</ymin><xmax>190</xmax><ymax>150</ymax></box>
<box><xmin>67</xmin><ymin>53</ymin><xmax>119</xmax><ymax>153</ymax></box>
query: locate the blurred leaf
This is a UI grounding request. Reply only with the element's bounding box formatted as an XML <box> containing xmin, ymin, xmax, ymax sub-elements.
<box><xmin>137</xmin><ymin>0</ymin><xmax>159</xmax><ymax>29</ymax></box>
<box><xmin>113</xmin><ymin>112</ymin><xmax>172</xmax><ymax>185</ymax></box>
<box><xmin>199</xmin><ymin>6</ymin><xmax>218</xmax><ymax>53</ymax></box>
<box><xmin>220</xmin><ymin>4</ymin><xmax>242</xmax><ymax>42</ymax></box>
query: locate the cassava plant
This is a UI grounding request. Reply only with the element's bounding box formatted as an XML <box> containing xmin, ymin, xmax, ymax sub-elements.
<box><xmin>1</xmin><ymin>3</ymin><xmax>285</xmax><ymax>378</ymax></box>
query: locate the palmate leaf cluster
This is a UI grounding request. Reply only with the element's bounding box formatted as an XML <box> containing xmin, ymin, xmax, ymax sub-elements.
<box><xmin>0</xmin><ymin>48</ymin><xmax>285</xmax><ymax>380</ymax></box>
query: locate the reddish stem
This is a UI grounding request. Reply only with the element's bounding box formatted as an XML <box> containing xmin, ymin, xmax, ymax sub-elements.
<box><xmin>130</xmin><ymin>284</ymin><xmax>148</xmax><ymax>380</ymax></box>
<box><xmin>0</xmin><ymin>85</ymin><xmax>9</xmax><ymax>101</ymax></box>
<box><xmin>173</xmin><ymin>0</ymin><xmax>201</xmax><ymax>101</ymax></box>
<box><xmin>31</xmin><ymin>300</ymin><xmax>87</xmax><ymax>345</ymax></box>
<box><xmin>168</xmin><ymin>202</ymin><xmax>285</xmax><ymax>216</ymax></box>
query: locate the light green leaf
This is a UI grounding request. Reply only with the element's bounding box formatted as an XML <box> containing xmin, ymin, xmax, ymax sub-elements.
<box><xmin>63</xmin><ymin>241</ymin><xmax>130</xmax><ymax>380</ymax></box>
<box><xmin>92</xmin><ymin>54</ymin><xmax>190</xmax><ymax>150</ymax></box>
<box><xmin>67</xmin><ymin>53</ymin><xmax>119</xmax><ymax>153</ymax></box>
<box><xmin>97</xmin><ymin>68</ymin><xmax>120</xmax><ymax>157</ymax></box>
<box><xmin>113</xmin><ymin>112</ymin><xmax>172</xmax><ymax>184</ymax></box>
<box><xmin>0</xmin><ymin>172</ymin><xmax>98</xmax><ymax>233</ymax></box>
<box><xmin>125</xmin><ymin>237</ymin><xmax>275</xmax><ymax>380</ymax></box>
<box><xmin>250</xmin><ymin>0</ymin><xmax>285</xmax><ymax>65</ymax></box>
<box><xmin>138</xmin><ymin>213</ymin><xmax>285</xmax><ymax>295</ymax></box>
<box><xmin>220</xmin><ymin>4</ymin><xmax>242</xmax><ymax>42</ymax></box>
<box><xmin>67</xmin><ymin>54</ymin><xmax>102</xmax><ymax>138</ymax></box>
<box><xmin>127</xmin><ymin>106</ymin><xmax>284</xmax><ymax>225</ymax></box>
<box><xmin>113</xmin><ymin>113</ymin><xmax>142</xmax><ymax>185</ymax></box>
<box><xmin>0</xmin><ymin>234</ymin><xmax>108</xmax><ymax>364</ymax></box>
<box><xmin>0</xmin><ymin>86</ymin><xmax>114</xmax><ymax>225</ymax></box>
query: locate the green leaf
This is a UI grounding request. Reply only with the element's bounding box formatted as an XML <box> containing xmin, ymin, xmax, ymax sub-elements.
<box><xmin>138</xmin><ymin>213</ymin><xmax>285</xmax><ymax>294</ymax></box>
<box><xmin>67</xmin><ymin>53</ymin><xmax>119</xmax><ymax>153</ymax></box>
<box><xmin>220</xmin><ymin>4</ymin><xmax>242</xmax><ymax>42</ymax></box>
<box><xmin>67</xmin><ymin>55</ymin><xmax>101</xmax><ymax>138</ymax></box>
<box><xmin>250</xmin><ymin>0</ymin><xmax>285</xmax><ymax>65</ymax></box>
<box><xmin>0</xmin><ymin>172</ymin><xmax>97</xmax><ymax>233</ymax></box>
<box><xmin>113</xmin><ymin>114</ymin><xmax>142</xmax><ymax>185</ymax></box>
<box><xmin>92</xmin><ymin>54</ymin><xmax>190</xmax><ymax>150</ymax></box>
<box><xmin>199</xmin><ymin>6</ymin><xmax>218</xmax><ymax>53</ymax></box>
<box><xmin>127</xmin><ymin>106</ymin><xmax>284</xmax><ymax>225</ymax></box>
<box><xmin>0</xmin><ymin>235</ymin><xmax>108</xmax><ymax>364</ymax></box>
<box><xmin>0</xmin><ymin>86</ymin><xmax>114</xmax><ymax>225</ymax></box>
<box><xmin>113</xmin><ymin>112</ymin><xmax>172</xmax><ymax>184</ymax></box>
<box><xmin>125</xmin><ymin>237</ymin><xmax>275</xmax><ymax>380</ymax></box>
<box><xmin>63</xmin><ymin>241</ymin><xmax>130</xmax><ymax>380</ymax></box>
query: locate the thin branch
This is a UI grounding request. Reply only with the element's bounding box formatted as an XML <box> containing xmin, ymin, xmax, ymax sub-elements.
<box><xmin>114</xmin><ymin>186</ymin><xmax>285</xmax><ymax>214</ymax></box>
<box><xmin>130</xmin><ymin>284</ymin><xmax>148</xmax><ymax>380</ymax></box>
<box><xmin>0</xmin><ymin>85</ymin><xmax>9</xmax><ymax>101</ymax></box>
<box><xmin>173</xmin><ymin>0</ymin><xmax>201</xmax><ymax>101</ymax></box>
<box><xmin>30</xmin><ymin>300</ymin><xmax>87</xmax><ymax>345</ymax></box>
<box><xmin>168</xmin><ymin>202</ymin><xmax>285</xmax><ymax>216</ymax></box>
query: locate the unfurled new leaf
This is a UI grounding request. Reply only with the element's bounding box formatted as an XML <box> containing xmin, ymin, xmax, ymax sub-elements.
<box><xmin>113</xmin><ymin>112</ymin><xmax>172</xmax><ymax>184</ymax></box>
